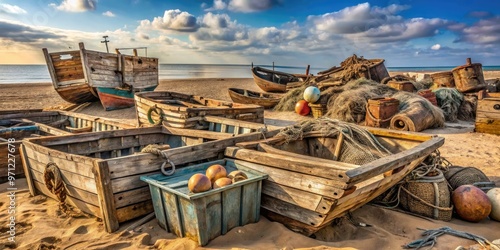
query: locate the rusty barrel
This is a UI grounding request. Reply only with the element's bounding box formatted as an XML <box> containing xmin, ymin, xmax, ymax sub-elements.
<box><xmin>452</xmin><ymin>58</ymin><xmax>486</xmax><ymax>93</ymax></box>
<box><xmin>387</xmin><ymin>80</ymin><xmax>416</xmax><ymax>92</ymax></box>
<box><xmin>365</xmin><ymin>97</ymin><xmax>400</xmax><ymax>128</ymax></box>
<box><xmin>430</xmin><ymin>71</ymin><xmax>455</xmax><ymax>88</ymax></box>
<box><xmin>417</xmin><ymin>89</ymin><xmax>438</xmax><ymax>106</ymax></box>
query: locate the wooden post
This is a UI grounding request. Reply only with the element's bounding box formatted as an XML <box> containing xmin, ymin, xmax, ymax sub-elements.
<box><xmin>115</xmin><ymin>49</ymin><xmax>121</xmax><ymax>54</ymax></box>
<box><xmin>133</xmin><ymin>49</ymin><xmax>138</xmax><ymax>57</ymax></box>
<box><xmin>466</xmin><ymin>57</ymin><xmax>472</xmax><ymax>65</ymax></box>
<box><xmin>93</xmin><ymin>160</ymin><xmax>119</xmax><ymax>232</ymax></box>
<box><xmin>306</xmin><ymin>65</ymin><xmax>310</xmax><ymax>75</ymax></box>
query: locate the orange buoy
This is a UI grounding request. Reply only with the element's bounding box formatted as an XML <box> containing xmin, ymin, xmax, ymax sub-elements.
<box><xmin>452</xmin><ymin>185</ymin><xmax>492</xmax><ymax>222</ymax></box>
<box><xmin>295</xmin><ymin>100</ymin><xmax>311</xmax><ymax>116</ymax></box>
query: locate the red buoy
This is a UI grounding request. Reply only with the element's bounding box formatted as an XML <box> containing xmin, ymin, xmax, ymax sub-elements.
<box><xmin>295</xmin><ymin>100</ymin><xmax>311</xmax><ymax>116</ymax></box>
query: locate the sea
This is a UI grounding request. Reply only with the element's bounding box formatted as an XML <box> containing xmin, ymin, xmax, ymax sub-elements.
<box><xmin>1</xmin><ymin>64</ymin><xmax>500</xmax><ymax>84</ymax></box>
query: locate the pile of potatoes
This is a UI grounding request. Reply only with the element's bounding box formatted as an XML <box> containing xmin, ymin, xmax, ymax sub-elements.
<box><xmin>188</xmin><ymin>164</ymin><xmax>248</xmax><ymax>193</ymax></box>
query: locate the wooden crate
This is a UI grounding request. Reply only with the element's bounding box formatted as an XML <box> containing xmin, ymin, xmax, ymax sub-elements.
<box><xmin>0</xmin><ymin>111</ymin><xmax>135</xmax><ymax>183</ymax></box>
<box><xmin>134</xmin><ymin>91</ymin><xmax>264</xmax><ymax>128</ymax></box>
<box><xmin>475</xmin><ymin>98</ymin><xmax>500</xmax><ymax>135</ymax></box>
<box><xmin>141</xmin><ymin>158</ymin><xmax>267</xmax><ymax>246</ymax></box>
<box><xmin>21</xmin><ymin>126</ymin><xmax>275</xmax><ymax>232</ymax></box>
<box><xmin>225</xmin><ymin>126</ymin><xmax>444</xmax><ymax>235</ymax></box>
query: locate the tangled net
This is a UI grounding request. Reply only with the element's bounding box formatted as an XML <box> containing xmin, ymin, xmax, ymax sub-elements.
<box><xmin>276</xmin><ymin>118</ymin><xmax>392</xmax><ymax>165</ymax></box>
<box><xmin>433</xmin><ymin>88</ymin><xmax>463</xmax><ymax>122</ymax></box>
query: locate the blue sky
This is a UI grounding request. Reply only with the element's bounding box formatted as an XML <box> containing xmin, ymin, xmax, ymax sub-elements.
<box><xmin>0</xmin><ymin>0</ymin><xmax>499</xmax><ymax>67</ymax></box>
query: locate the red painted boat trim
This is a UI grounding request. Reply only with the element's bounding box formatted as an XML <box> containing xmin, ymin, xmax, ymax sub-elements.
<box><xmin>97</xmin><ymin>92</ymin><xmax>135</xmax><ymax>111</ymax></box>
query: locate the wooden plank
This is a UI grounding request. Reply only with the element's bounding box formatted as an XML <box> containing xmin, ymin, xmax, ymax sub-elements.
<box><xmin>32</xmin><ymin>179</ymin><xmax>101</xmax><ymax>218</ymax></box>
<box><xmin>221</xmin><ymin>187</ymin><xmax>241</xmax><ymax>234</ymax></box>
<box><xmin>26</xmin><ymin>155</ymin><xmax>97</xmax><ymax>193</ymax></box>
<box><xmin>20</xmin><ymin>144</ymin><xmax>37</xmax><ymax>196</ymax></box>
<box><xmin>262</xmin><ymin>180</ymin><xmax>335</xmax><ymax>214</ymax></box>
<box><xmin>149</xmin><ymin>186</ymin><xmax>167</xmax><ymax>229</ymax></box>
<box><xmin>162</xmin><ymin>191</ymin><xmax>183</xmax><ymax>237</ymax></box>
<box><xmin>115</xmin><ymin>200</ymin><xmax>154</xmax><ymax>223</ymax></box>
<box><xmin>43</xmin><ymin>48</ymin><xmax>60</xmax><ymax>89</ymax></box>
<box><xmin>178</xmin><ymin>196</ymin><xmax>198</xmax><ymax>241</ymax></box>
<box><xmin>241</xmin><ymin>181</ymin><xmax>259</xmax><ymax>225</ymax></box>
<box><xmin>261</xmin><ymin>194</ymin><xmax>326</xmax><ymax>227</ymax></box>
<box><xmin>345</xmin><ymin>136</ymin><xmax>444</xmax><ymax>184</ymax></box>
<box><xmin>231</xmin><ymin>159</ymin><xmax>347</xmax><ymax>199</ymax></box>
<box><xmin>114</xmin><ymin>186</ymin><xmax>151</xmax><ymax>208</ymax></box>
<box><xmin>29</xmin><ymin>169</ymin><xmax>99</xmax><ymax>206</ymax></box>
<box><xmin>477</xmin><ymin>98</ymin><xmax>500</xmax><ymax>115</ymax></box>
<box><xmin>475</xmin><ymin>120</ymin><xmax>500</xmax><ymax>135</ymax></box>
<box><xmin>226</xmin><ymin>146</ymin><xmax>354</xmax><ymax>182</ymax></box>
<box><xmin>93</xmin><ymin>160</ymin><xmax>119</xmax><ymax>232</ymax></box>
<box><xmin>366</xmin><ymin>127</ymin><xmax>433</xmax><ymax>142</ymax></box>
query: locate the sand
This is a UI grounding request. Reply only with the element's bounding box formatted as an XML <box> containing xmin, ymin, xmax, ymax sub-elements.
<box><xmin>0</xmin><ymin>75</ymin><xmax>499</xmax><ymax>250</ymax></box>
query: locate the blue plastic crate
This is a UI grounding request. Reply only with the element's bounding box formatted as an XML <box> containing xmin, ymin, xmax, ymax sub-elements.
<box><xmin>140</xmin><ymin>158</ymin><xmax>268</xmax><ymax>246</ymax></box>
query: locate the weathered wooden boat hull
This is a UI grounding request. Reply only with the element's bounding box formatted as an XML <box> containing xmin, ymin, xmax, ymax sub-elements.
<box><xmin>21</xmin><ymin>126</ymin><xmax>277</xmax><ymax>232</ymax></box>
<box><xmin>43</xmin><ymin>43</ymin><xmax>159</xmax><ymax>109</ymax></box>
<box><xmin>134</xmin><ymin>91</ymin><xmax>265</xmax><ymax>128</ymax></box>
<box><xmin>318</xmin><ymin>59</ymin><xmax>389</xmax><ymax>83</ymax></box>
<box><xmin>225</xmin><ymin>127</ymin><xmax>444</xmax><ymax>235</ymax></box>
<box><xmin>97</xmin><ymin>86</ymin><xmax>157</xmax><ymax>111</ymax></box>
<box><xmin>252</xmin><ymin>67</ymin><xmax>304</xmax><ymax>93</ymax></box>
<box><xmin>0</xmin><ymin>111</ymin><xmax>135</xmax><ymax>183</ymax></box>
<box><xmin>228</xmin><ymin>88</ymin><xmax>282</xmax><ymax>109</ymax></box>
<box><xmin>57</xmin><ymin>82</ymin><xmax>99</xmax><ymax>104</ymax></box>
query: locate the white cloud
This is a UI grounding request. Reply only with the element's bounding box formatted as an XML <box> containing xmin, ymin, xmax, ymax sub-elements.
<box><xmin>49</xmin><ymin>0</ymin><xmax>96</xmax><ymax>12</ymax></box>
<box><xmin>454</xmin><ymin>16</ymin><xmax>500</xmax><ymax>45</ymax></box>
<box><xmin>431</xmin><ymin>44</ymin><xmax>441</xmax><ymax>50</ymax></box>
<box><xmin>228</xmin><ymin>0</ymin><xmax>279</xmax><ymax>13</ymax></box>
<box><xmin>0</xmin><ymin>3</ymin><xmax>27</xmax><ymax>15</ymax></box>
<box><xmin>204</xmin><ymin>0</ymin><xmax>227</xmax><ymax>11</ymax></box>
<box><xmin>307</xmin><ymin>3</ymin><xmax>448</xmax><ymax>43</ymax></box>
<box><xmin>102</xmin><ymin>11</ymin><xmax>115</xmax><ymax>17</ymax></box>
<box><xmin>139</xmin><ymin>9</ymin><xmax>199</xmax><ymax>32</ymax></box>
<box><xmin>204</xmin><ymin>0</ymin><xmax>279</xmax><ymax>13</ymax></box>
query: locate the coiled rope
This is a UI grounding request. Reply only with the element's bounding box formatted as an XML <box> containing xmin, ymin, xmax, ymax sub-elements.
<box><xmin>141</xmin><ymin>144</ymin><xmax>175</xmax><ymax>175</ymax></box>
<box><xmin>43</xmin><ymin>162</ymin><xmax>67</xmax><ymax>204</ymax></box>
<box><xmin>404</xmin><ymin>226</ymin><xmax>500</xmax><ymax>250</ymax></box>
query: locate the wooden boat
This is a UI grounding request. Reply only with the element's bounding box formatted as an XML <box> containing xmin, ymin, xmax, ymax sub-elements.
<box><xmin>252</xmin><ymin>66</ymin><xmax>306</xmax><ymax>92</ymax></box>
<box><xmin>21</xmin><ymin>124</ymin><xmax>278</xmax><ymax>232</ymax></box>
<box><xmin>228</xmin><ymin>88</ymin><xmax>283</xmax><ymax>109</ymax></box>
<box><xmin>224</xmin><ymin>124</ymin><xmax>444</xmax><ymax>236</ymax></box>
<box><xmin>134</xmin><ymin>91</ymin><xmax>265</xmax><ymax>128</ymax></box>
<box><xmin>0</xmin><ymin>111</ymin><xmax>134</xmax><ymax>183</ymax></box>
<box><xmin>43</xmin><ymin>42</ymin><xmax>158</xmax><ymax>110</ymax></box>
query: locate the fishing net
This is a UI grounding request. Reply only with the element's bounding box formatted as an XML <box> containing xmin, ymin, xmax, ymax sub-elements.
<box><xmin>325</xmin><ymin>79</ymin><xmax>397</xmax><ymax>123</ymax></box>
<box><xmin>433</xmin><ymin>88</ymin><xmax>464</xmax><ymax>122</ymax></box>
<box><xmin>276</xmin><ymin>118</ymin><xmax>392</xmax><ymax>165</ymax></box>
<box><xmin>338</xmin><ymin>54</ymin><xmax>373</xmax><ymax>82</ymax></box>
<box><xmin>458</xmin><ymin>95</ymin><xmax>477</xmax><ymax>121</ymax></box>
<box><xmin>273</xmin><ymin>86</ymin><xmax>307</xmax><ymax>111</ymax></box>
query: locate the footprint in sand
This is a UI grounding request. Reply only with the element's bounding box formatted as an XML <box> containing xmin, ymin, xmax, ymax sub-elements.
<box><xmin>73</xmin><ymin>225</ymin><xmax>88</xmax><ymax>234</ymax></box>
<box><xmin>0</xmin><ymin>202</ymin><xmax>4</xmax><ymax>207</ymax></box>
<box><xmin>36</xmin><ymin>236</ymin><xmax>62</xmax><ymax>250</ymax></box>
<box><xmin>0</xmin><ymin>222</ymin><xmax>33</xmax><ymax>236</ymax></box>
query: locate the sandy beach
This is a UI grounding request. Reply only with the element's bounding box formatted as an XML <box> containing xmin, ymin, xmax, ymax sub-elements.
<box><xmin>0</xmin><ymin>75</ymin><xmax>499</xmax><ymax>250</ymax></box>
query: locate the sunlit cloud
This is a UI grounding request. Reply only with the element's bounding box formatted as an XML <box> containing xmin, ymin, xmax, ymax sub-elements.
<box><xmin>49</xmin><ymin>0</ymin><xmax>96</xmax><ymax>12</ymax></box>
<box><xmin>102</xmin><ymin>11</ymin><xmax>115</xmax><ymax>17</ymax></box>
<box><xmin>0</xmin><ymin>3</ymin><xmax>27</xmax><ymax>15</ymax></box>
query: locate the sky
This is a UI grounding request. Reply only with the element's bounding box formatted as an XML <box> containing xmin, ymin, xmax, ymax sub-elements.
<box><xmin>0</xmin><ymin>0</ymin><xmax>499</xmax><ymax>67</ymax></box>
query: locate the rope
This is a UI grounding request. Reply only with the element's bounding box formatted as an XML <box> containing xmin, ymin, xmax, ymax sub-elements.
<box><xmin>141</xmin><ymin>144</ymin><xmax>175</xmax><ymax>176</ymax></box>
<box><xmin>147</xmin><ymin>105</ymin><xmax>164</xmax><ymax>125</ymax></box>
<box><xmin>399</xmin><ymin>185</ymin><xmax>453</xmax><ymax>211</ymax></box>
<box><xmin>404</xmin><ymin>227</ymin><xmax>500</xmax><ymax>250</ymax></box>
<box><xmin>43</xmin><ymin>162</ymin><xmax>67</xmax><ymax>204</ymax></box>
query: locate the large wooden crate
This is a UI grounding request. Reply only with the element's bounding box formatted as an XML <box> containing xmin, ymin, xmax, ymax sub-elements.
<box><xmin>21</xmin><ymin>126</ymin><xmax>275</xmax><ymax>232</ymax></box>
<box><xmin>134</xmin><ymin>91</ymin><xmax>264</xmax><ymax>128</ymax></box>
<box><xmin>475</xmin><ymin>98</ymin><xmax>500</xmax><ymax>135</ymax></box>
<box><xmin>225</xmin><ymin>126</ymin><xmax>444</xmax><ymax>235</ymax></box>
<box><xmin>0</xmin><ymin>111</ymin><xmax>134</xmax><ymax>183</ymax></box>
<box><xmin>141</xmin><ymin>158</ymin><xmax>267</xmax><ymax>246</ymax></box>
